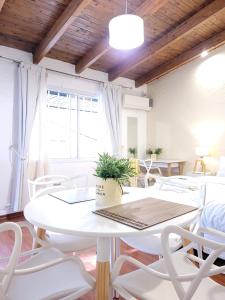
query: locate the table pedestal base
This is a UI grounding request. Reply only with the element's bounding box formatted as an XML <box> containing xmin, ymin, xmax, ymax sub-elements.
<box><xmin>35</xmin><ymin>227</ymin><xmax>46</xmax><ymax>248</ymax></box>
<box><xmin>96</xmin><ymin>261</ymin><xmax>110</xmax><ymax>299</ymax></box>
<box><xmin>96</xmin><ymin>237</ymin><xmax>112</xmax><ymax>300</ymax></box>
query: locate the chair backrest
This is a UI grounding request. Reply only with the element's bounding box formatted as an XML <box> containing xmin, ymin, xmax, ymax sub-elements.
<box><xmin>32</xmin><ymin>174</ymin><xmax>89</xmax><ymax>200</ymax></box>
<box><xmin>28</xmin><ymin>175</ymin><xmax>70</xmax><ymax>198</ymax></box>
<box><xmin>0</xmin><ymin>222</ymin><xmax>22</xmax><ymax>297</ymax></box>
<box><xmin>161</xmin><ymin>225</ymin><xmax>225</xmax><ymax>300</ymax></box>
<box><xmin>32</xmin><ymin>185</ymin><xmax>70</xmax><ymax>200</ymax></box>
<box><xmin>28</xmin><ymin>174</ymin><xmax>89</xmax><ymax>199</ymax></box>
<box><xmin>138</xmin><ymin>159</ymin><xmax>153</xmax><ymax>171</ymax></box>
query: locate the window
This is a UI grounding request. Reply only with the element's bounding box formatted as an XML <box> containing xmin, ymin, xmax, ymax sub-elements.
<box><xmin>46</xmin><ymin>89</ymin><xmax>103</xmax><ymax>159</ymax></box>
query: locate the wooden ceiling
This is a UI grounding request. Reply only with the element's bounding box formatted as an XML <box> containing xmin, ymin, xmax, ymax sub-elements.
<box><xmin>0</xmin><ymin>0</ymin><xmax>225</xmax><ymax>87</ymax></box>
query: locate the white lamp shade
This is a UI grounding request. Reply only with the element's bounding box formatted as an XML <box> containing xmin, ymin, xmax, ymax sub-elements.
<box><xmin>195</xmin><ymin>146</ymin><xmax>209</xmax><ymax>157</ymax></box>
<box><xmin>109</xmin><ymin>14</ymin><xmax>144</xmax><ymax>50</ymax></box>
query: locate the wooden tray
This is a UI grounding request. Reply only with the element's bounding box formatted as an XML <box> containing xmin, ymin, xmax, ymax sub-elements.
<box><xmin>93</xmin><ymin>198</ymin><xmax>197</xmax><ymax>230</ymax></box>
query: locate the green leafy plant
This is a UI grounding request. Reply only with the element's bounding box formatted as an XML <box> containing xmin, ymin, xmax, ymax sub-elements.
<box><xmin>128</xmin><ymin>147</ymin><xmax>137</xmax><ymax>156</ymax></box>
<box><xmin>146</xmin><ymin>147</ymin><xmax>163</xmax><ymax>155</ymax></box>
<box><xmin>146</xmin><ymin>148</ymin><xmax>154</xmax><ymax>155</ymax></box>
<box><xmin>94</xmin><ymin>153</ymin><xmax>137</xmax><ymax>185</ymax></box>
<box><xmin>155</xmin><ymin>147</ymin><xmax>163</xmax><ymax>155</ymax></box>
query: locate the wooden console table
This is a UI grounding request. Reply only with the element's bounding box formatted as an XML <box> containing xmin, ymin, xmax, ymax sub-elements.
<box><xmin>151</xmin><ymin>159</ymin><xmax>186</xmax><ymax>176</ymax></box>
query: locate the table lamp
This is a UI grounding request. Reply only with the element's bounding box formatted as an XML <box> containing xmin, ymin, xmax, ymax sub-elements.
<box><xmin>193</xmin><ymin>146</ymin><xmax>209</xmax><ymax>173</ymax></box>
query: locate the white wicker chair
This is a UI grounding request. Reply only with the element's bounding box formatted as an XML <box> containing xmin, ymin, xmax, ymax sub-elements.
<box><xmin>112</xmin><ymin>225</ymin><xmax>225</xmax><ymax>300</ymax></box>
<box><xmin>121</xmin><ymin>179</ymin><xmax>205</xmax><ymax>257</ymax></box>
<box><xmin>28</xmin><ymin>175</ymin><xmax>96</xmax><ymax>253</ymax></box>
<box><xmin>0</xmin><ymin>222</ymin><xmax>95</xmax><ymax>300</ymax></box>
<box><xmin>27</xmin><ymin>175</ymin><xmax>70</xmax><ymax>198</ymax></box>
<box><xmin>139</xmin><ymin>159</ymin><xmax>162</xmax><ymax>188</ymax></box>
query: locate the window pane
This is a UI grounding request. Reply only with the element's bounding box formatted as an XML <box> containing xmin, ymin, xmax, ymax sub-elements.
<box><xmin>46</xmin><ymin>90</ymin><xmax>102</xmax><ymax>159</ymax></box>
<box><xmin>46</xmin><ymin>91</ymin><xmax>77</xmax><ymax>158</ymax></box>
<box><xmin>78</xmin><ymin>96</ymin><xmax>100</xmax><ymax>158</ymax></box>
<box><xmin>70</xmin><ymin>95</ymin><xmax>78</xmax><ymax>158</ymax></box>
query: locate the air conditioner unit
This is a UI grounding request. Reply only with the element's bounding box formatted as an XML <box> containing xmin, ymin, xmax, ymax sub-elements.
<box><xmin>123</xmin><ymin>94</ymin><xmax>152</xmax><ymax>111</ymax></box>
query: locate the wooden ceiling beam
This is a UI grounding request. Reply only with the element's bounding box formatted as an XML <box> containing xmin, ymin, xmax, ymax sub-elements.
<box><xmin>109</xmin><ymin>0</ymin><xmax>225</xmax><ymax>82</ymax></box>
<box><xmin>75</xmin><ymin>36</ymin><xmax>110</xmax><ymax>73</ymax></box>
<box><xmin>33</xmin><ymin>0</ymin><xmax>92</xmax><ymax>64</ymax></box>
<box><xmin>0</xmin><ymin>0</ymin><xmax>6</xmax><ymax>12</ymax></box>
<box><xmin>135</xmin><ymin>29</ymin><xmax>225</xmax><ymax>87</ymax></box>
<box><xmin>75</xmin><ymin>0</ymin><xmax>168</xmax><ymax>74</ymax></box>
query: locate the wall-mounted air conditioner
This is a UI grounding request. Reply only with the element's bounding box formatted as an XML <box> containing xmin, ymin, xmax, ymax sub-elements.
<box><xmin>123</xmin><ymin>94</ymin><xmax>153</xmax><ymax>111</ymax></box>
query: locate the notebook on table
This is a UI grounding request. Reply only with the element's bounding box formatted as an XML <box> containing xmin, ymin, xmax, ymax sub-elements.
<box><xmin>49</xmin><ymin>188</ymin><xmax>95</xmax><ymax>204</ymax></box>
<box><xmin>93</xmin><ymin>197</ymin><xmax>197</xmax><ymax>230</ymax></box>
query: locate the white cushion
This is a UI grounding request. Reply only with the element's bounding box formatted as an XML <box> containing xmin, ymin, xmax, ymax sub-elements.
<box><xmin>7</xmin><ymin>248</ymin><xmax>93</xmax><ymax>300</ymax></box>
<box><xmin>201</xmin><ymin>201</ymin><xmax>225</xmax><ymax>259</ymax></box>
<box><xmin>113</xmin><ymin>252</ymin><xmax>225</xmax><ymax>300</ymax></box>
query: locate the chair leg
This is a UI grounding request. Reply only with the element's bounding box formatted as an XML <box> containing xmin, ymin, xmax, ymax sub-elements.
<box><xmin>182</xmin><ymin>227</ymin><xmax>194</xmax><ymax>255</ymax></box>
<box><xmin>111</xmin><ymin>238</ymin><xmax>121</xmax><ymax>299</ymax></box>
<box><xmin>144</xmin><ymin>174</ymin><xmax>149</xmax><ymax>188</ymax></box>
<box><xmin>110</xmin><ymin>238</ymin><xmax>115</xmax><ymax>268</ymax></box>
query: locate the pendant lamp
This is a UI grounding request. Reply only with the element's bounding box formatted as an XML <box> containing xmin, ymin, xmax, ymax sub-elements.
<box><xmin>109</xmin><ymin>0</ymin><xmax>144</xmax><ymax>50</ymax></box>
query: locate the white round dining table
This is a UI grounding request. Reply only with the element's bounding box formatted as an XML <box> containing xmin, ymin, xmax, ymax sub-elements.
<box><xmin>24</xmin><ymin>187</ymin><xmax>200</xmax><ymax>300</ymax></box>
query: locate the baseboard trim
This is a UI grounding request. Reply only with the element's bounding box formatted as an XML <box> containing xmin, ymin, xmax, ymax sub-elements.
<box><xmin>0</xmin><ymin>211</ymin><xmax>24</xmax><ymax>223</ymax></box>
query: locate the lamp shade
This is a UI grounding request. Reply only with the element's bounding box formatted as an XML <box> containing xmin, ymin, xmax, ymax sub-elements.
<box><xmin>195</xmin><ymin>146</ymin><xmax>209</xmax><ymax>157</ymax></box>
<box><xmin>109</xmin><ymin>14</ymin><xmax>144</xmax><ymax>50</ymax></box>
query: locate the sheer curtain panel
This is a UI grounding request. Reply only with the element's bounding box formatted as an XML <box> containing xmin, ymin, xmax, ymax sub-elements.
<box><xmin>8</xmin><ymin>63</ymin><xmax>47</xmax><ymax>211</ymax></box>
<box><xmin>102</xmin><ymin>83</ymin><xmax>122</xmax><ymax>156</ymax></box>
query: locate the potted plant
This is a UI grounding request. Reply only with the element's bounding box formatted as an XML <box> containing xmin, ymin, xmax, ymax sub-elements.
<box><xmin>128</xmin><ymin>147</ymin><xmax>137</xmax><ymax>158</ymax></box>
<box><xmin>146</xmin><ymin>147</ymin><xmax>163</xmax><ymax>160</ymax></box>
<box><xmin>146</xmin><ymin>148</ymin><xmax>154</xmax><ymax>157</ymax></box>
<box><xmin>94</xmin><ymin>153</ymin><xmax>136</xmax><ymax>205</ymax></box>
<box><xmin>155</xmin><ymin>147</ymin><xmax>162</xmax><ymax>156</ymax></box>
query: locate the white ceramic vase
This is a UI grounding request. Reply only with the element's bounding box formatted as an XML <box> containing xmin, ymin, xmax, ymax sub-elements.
<box><xmin>96</xmin><ymin>177</ymin><xmax>122</xmax><ymax>206</ymax></box>
<box><xmin>151</xmin><ymin>154</ymin><xmax>157</xmax><ymax>161</ymax></box>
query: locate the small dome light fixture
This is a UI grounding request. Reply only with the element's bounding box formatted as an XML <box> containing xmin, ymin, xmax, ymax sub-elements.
<box><xmin>108</xmin><ymin>0</ymin><xmax>144</xmax><ymax>50</ymax></box>
<box><xmin>201</xmin><ymin>50</ymin><xmax>209</xmax><ymax>58</ymax></box>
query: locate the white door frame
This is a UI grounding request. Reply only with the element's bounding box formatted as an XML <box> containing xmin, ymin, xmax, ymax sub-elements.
<box><xmin>122</xmin><ymin>108</ymin><xmax>147</xmax><ymax>158</ymax></box>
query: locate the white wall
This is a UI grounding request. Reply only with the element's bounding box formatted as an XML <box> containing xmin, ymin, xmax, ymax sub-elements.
<box><xmin>148</xmin><ymin>44</ymin><xmax>225</xmax><ymax>173</ymax></box>
<box><xmin>0</xmin><ymin>46</ymin><xmax>147</xmax><ymax>206</ymax></box>
<box><xmin>0</xmin><ymin>58</ymin><xmax>16</xmax><ymax>212</ymax></box>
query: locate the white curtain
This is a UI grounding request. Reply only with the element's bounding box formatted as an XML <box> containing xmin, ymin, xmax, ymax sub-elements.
<box><xmin>28</xmin><ymin>73</ymin><xmax>48</xmax><ymax>180</ymax></box>
<box><xmin>102</xmin><ymin>83</ymin><xmax>122</xmax><ymax>156</ymax></box>
<box><xmin>8</xmin><ymin>63</ymin><xmax>47</xmax><ymax>211</ymax></box>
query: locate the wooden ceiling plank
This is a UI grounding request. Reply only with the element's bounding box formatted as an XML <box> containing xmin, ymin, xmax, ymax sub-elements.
<box><xmin>135</xmin><ymin>29</ymin><xmax>225</xmax><ymax>87</ymax></box>
<box><xmin>75</xmin><ymin>36</ymin><xmax>109</xmax><ymax>72</ymax></box>
<box><xmin>75</xmin><ymin>0</ymin><xmax>168</xmax><ymax>74</ymax></box>
<box><xmin>33</xmin><ymin>0</ymin><xmax>92</xmax><ymax>64</ymax></box>
<box><xmin>109</xmin><ymin>0</ymin><xmax>225</xmax><ymax>81</ymax></box>
<box><xmin>135</xmin><ymin>0</ymin><xmax>169</xmax><ymax>18</ymax></box>
<box><xmin>0</xmin><ymin>0</ymin><xmax>6</xmax><ymax>12</ymax></box>
<box><xmin>135</xmin><ymin>0</ymin><xmax>169</xmax><ymax>16</ymax></box>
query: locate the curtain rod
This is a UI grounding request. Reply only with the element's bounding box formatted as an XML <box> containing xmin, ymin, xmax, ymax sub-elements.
<box><xmin>0</xmin><ymin>55</ymin><xmax>133</xmax><ymax>89</ymax></box>
<box><xmin>0</xmin><ymin>55</ymin><xmax>20</xmax><ymax>64</ymax></box>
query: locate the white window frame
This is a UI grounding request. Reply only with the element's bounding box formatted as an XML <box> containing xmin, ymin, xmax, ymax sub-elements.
<box><xmin>47</xmin><ymin>86</ymin><xmax>101</xmax><ymax>162</ymax></box>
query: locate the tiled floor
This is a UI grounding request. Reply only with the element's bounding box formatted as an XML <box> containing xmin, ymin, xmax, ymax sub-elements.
<box><xmin>0</xmin><ymin>223</ymin><xmax>224</xmax><ymax>299</ymax></box>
